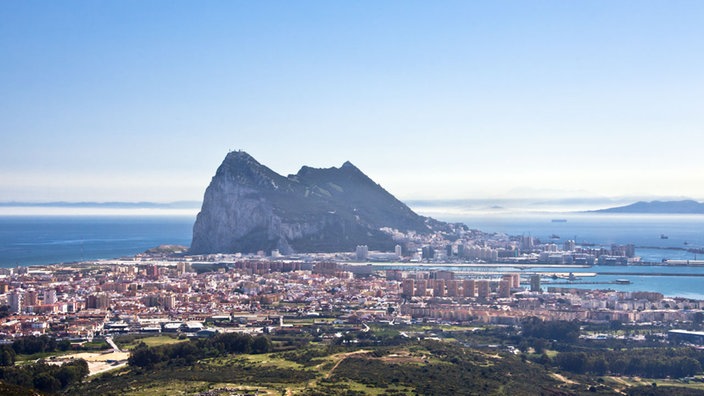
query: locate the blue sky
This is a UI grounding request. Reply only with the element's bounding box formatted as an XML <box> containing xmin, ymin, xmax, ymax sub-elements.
<box><xmin>2</xmin><ymin>1</ymin><xmax>703</xmax><ymax>202</ymax></box>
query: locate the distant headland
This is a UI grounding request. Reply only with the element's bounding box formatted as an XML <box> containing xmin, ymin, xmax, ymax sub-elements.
<box><xmin>591</xmin><ymin>200</ymin><xmax>704</xmax><ymax>214</ymax></box>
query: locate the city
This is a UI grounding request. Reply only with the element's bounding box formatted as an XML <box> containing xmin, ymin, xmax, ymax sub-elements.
<box><xmin>2</xmin><ymin>226</ymin><xmax>701</xmax><ymax>342</ymax></box>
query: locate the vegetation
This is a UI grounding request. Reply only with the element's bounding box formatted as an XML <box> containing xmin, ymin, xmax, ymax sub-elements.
<box><xmin>114</xmin><ymin>334</ymin><xmax>186</xmax><ymax>350</ymax></box>
<box><xmin>11</xmin><ymin>335</ymin><xmax>70</xmax><ymax>357</ymax></box>
<box><xmin>521</xmin><ymin>317</ymin><xmax>581</xmax><ymax>343</ymax></box>
<box><xmin>553</xmin><ymin>348</ymin><xmax>703</xmax><ymax>378</ymax></box>
<box><xmin>0</xmin><ymin>379</ymin><xmax>39</xmax><ymax>396</ymax></box>
<box><xmin>73</xmin><ymin>336</ymin><xmax>571</xmax><ymax>395</ymax></box>
<box><xmin>2</xmin><ymin>334</ymin><xmax>110</xmax><ymax>364</ymax></box>
<box><xmin>8</xmin><ymin>320</ymin><xmax>704</xmax><ymax>394</ymax></box>
<box><xmin>128</xmin><ymin>332</ymin><xmax>273</xmax><ymax>369</ymax></box>
<box><xmin>329</xmin><ymin>340</ymin><xmax>564</xmax><ymax>395</ymax></box>
<box><xmin>72</xmin><ymin>354</ymin><xmax>316</xmax><ymax>395</ymax></box>
<box><xmin>0</xmin><ymin>358</ymin><xmax>88</xmax><ymax>394</ymax></box>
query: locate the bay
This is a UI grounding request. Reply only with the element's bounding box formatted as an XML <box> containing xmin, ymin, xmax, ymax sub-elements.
<box><xmin>1</xmin><ymin>212</ymin><xmax>704</xmax><ymax>299</ymax></box>
<box><xmin>411</xmin><ymin>211</ymin><xmax>704</xmax><ymax>299</ymax></box>
<box><xmin>374</xmin><ymin>263</ymin><xmax>704</xmax><ymax>300</ymax></box>
<box><xmin>0</xmin><ymin>216</ymin><xmax>194</xmax><ymax>267</ymax></box>
<box><xmin>431</xmin><ymin>212</ymin><xmax>704</xmax><ymax>262</ymax></box>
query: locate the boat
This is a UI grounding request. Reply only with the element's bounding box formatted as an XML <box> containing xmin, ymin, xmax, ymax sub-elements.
<box><xmin>614</xmin><ymin>279</ymin><xmax>631</xmax><ymax>285</ymax></box>
<box><xmin>660</xmin><ymin>234</ymin><xmax>669</xmax><ymax>239</ymax></box>
<box><xmin>550</xmin><ymin>234</ymin><xmax>560</xmax><ymax>239</ymax></box>
<box><xmin>551</xmin><ymin>219</ymin><xmax>567</xmax><ymax>223</ymax></box>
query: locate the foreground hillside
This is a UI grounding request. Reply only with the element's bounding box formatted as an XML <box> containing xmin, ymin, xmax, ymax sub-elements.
<box><xmin>71</xmin><ymin>340</ymin><xmax>567</xmax><ymax>396</ymax></box>
<box><xmin>7</xmin><ymin>324</ymin><xmax>704</xmax><ymax>395</ymax></box>
<box><xmin>59</xmin><ymin>331</ymin><xmax>704</xmax><ymax>396</ymax></box>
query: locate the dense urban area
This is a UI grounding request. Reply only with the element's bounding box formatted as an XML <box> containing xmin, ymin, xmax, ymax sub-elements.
<box><xmin>3</xmin><ymin>228</ymin><xmax>704</xmax><ymax>395</ymax></box>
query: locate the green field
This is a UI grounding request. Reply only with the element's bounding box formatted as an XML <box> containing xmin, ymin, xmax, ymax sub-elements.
<box><xmin>115</xmin><ymin>334</ymin><xmax>186</xmax><ymax>350</ymax></box>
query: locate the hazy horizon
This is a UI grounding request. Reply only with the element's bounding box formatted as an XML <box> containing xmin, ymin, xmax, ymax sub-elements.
<box><xmin>2</xmin><ymin>2</ymin><xmax>703</xmax><ymax>203</ymax></box>
<box><xmin>1</xmin><ymin>195</ymin><xmax>702</xmax><ymax>217</ymax></box>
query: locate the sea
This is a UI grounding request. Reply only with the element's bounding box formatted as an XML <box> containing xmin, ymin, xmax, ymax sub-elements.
<box><xmin>0</xmin><ymin>215</ymin><xmax>195</xmax><ymax>268</ymax></box>
<box><xmin>1</xmin><ymin>212</ymin><xmax>703</xmax><ymax>298</ymax></box>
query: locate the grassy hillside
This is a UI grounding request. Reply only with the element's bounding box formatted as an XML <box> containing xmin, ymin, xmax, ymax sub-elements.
<box><xmin>67</xmin><ymin>339</ymin><xmax>584</xmax><ymax>395</ymax></box>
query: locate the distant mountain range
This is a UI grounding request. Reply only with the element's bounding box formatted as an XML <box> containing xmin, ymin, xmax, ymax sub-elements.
<box><xmin>592</xmin><ymin>200</ymin><xmax>704</xmax><ymax>214</ymax></box>
<box><xmin>5</xmin><ymin>198</ymin><xmax>703</xmax><ymax>216</ymax></box>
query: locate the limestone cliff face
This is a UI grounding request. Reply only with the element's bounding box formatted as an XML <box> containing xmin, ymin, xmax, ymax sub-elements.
<box><xmin>190</xmin><ymin>151</ymin><xmax>442</xmax><ymax>255</ymax></box>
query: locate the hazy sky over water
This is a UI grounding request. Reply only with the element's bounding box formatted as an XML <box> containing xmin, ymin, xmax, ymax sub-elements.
<box><xmin>2</xmin><ymin>1</ymin><xmax>703</xmax><ymax>202</ymax></box>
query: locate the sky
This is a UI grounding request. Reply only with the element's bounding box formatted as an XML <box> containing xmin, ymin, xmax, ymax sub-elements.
<box><xmin>2</xmin><ymin>1</ymin><xmax>704</xmax><ymax>204</ymax></box>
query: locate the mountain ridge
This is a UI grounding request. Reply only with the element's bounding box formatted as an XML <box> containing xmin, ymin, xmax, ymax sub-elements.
<box><xmin>190</xmin><ymin>151</ymin><xmax>448</xmax><ymax>255</ymax></box>
<box><xmin>591</xmin><ymin>200</ymin><xmax>704</xmax><ymax>214</ymax></box>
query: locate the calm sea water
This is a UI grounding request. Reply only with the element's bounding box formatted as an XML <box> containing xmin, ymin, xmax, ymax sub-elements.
<box><xmin>0</xmin><ymin>216</ymin><xmax>194</xmax><ymax>267</ymax></box>
<box><xmin>422</xmin><ymin>212</ymin><xmax>704</xmax><ymax>298</ymax></box>
<box><xmin>438</xmin><ymin>213</ymin><xmax>704</xmax><ymax>262</ymax></box>
<box><xmin>1</xmin><ymin>213</ymin><xmax>703</xmax><ymax>298</ymax></box>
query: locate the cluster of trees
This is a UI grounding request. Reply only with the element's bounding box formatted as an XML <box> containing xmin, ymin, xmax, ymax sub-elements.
<box><xmin>10</xmin><ymin>334</ymin><xmax>72</xmax><ymax>356</ymax></box>
<box><xmin>0</xmin><ymin>358</ymin><xmax>88</xmax><ymax>393</ymax></box>
<box><xmin>521</xmin><ymin>317</ymin><xmax>580</xmax><ymax>343</ymax></box>
<box><xmin>554</xmin><ymin>348</ymin><xmax>703</xmax><ymax>378</ymax></box>
<box><xmin>0</xmin><ymin>335</ymin><xmax>74</xmax><ymax>367</ymax></box>
<box><xmin>128</xmin><ymin>332</ymin><xmax>273</xmax><ymax>369</ymax></box>
<box><xmin>0</xmin><ymin>346</ymin><xmax>14</xmax><ymax>366</ymax></box>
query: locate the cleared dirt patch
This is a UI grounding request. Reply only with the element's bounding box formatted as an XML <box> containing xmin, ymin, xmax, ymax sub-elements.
<box><xmin>550</xmin><ymin>373</ymin><xmax>578</xmax><ymax>385</ymax></box>
<box><xmin>49</xmin><ymin>351</ymin><xmax>130</xmax><ymax>376</ymax></box>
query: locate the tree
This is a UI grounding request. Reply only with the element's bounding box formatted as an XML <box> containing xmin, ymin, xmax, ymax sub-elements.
<box><xmin>672</xmin><ymin>357</ymin><xmax>701</xmax><ymax>378</ymax></box>
<box><xmin>590</xmin><ymin>357</ymin><xmax>609</xmax><ymax>376</ymax></box>
<box><xmin>167</xmin><ymin>341</ymin><xmax>203</xmax><ymax>365</ymax></box>
<box><xmin>521</xmin><ymin>317</ymin><xmax>580</xmax><ymax>343</ymax></box>
<box><xmin>58</xmin><ymin>339</ymin><xmax>72</xmax><ymax>351</ymax></box>
<box><xmin>33</xmin><ymin>372</ymin><xmax>61</xmax><ymax>393</ymax></box>
<box><xmin>128</xmin><ymin>343</ymin><xmax>163</xmax><ymax>369</ymax></box>
<box><xmin>252</xmin><ymin>335</ymin><xmax>273</xmax><ymax>354</ymax></box>
<box><xmin>65</xmin><ymin>358</ymin><xmax>89</xmax><ymax>379</ymax></box>
<box><xmin>0</xmin><ymin>345</ymin><xmax>15</xmax><ymax>366</ymax></box>
<box><xmin>555</xmin><ymin>352</ymin><xmax>587</xmax><ymax>374</ymax></box>
<box><xmin>531</xmin><ymin>338</ymin><xmax>546</xmax><ymax>354</ymax></box>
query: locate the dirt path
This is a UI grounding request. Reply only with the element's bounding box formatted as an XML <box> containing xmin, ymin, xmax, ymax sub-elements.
<box><xmin>325</xmin><ymin>350</ymin><xmax>370</xmax><ymax>379</ymax></box>
<box><xmin>550</xmin><ymin>373</ymin><xmax>578</xmax><ymax>385</ymax></box>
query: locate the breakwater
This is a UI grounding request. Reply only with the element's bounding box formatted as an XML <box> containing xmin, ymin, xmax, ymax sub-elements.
<box><xmin>596</xmin><ymin>272</ymin><xmax>704</xmax><ymax>277</ymax></box>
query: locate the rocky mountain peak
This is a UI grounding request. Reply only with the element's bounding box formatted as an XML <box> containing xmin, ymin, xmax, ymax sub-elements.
<box><xmin>190</xmin><ymin>151</ymin><xmax>445</xmax><ymax>255</ymax></box>
<box><xmin>216</xmin><ymin>150</ymin><xmax>285</xmax><ymax>190</ymax></box>
<box><xmin>341</xmin><ymin>160</ymin><xmax>358</xmax><ymax>170</ymax></box>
